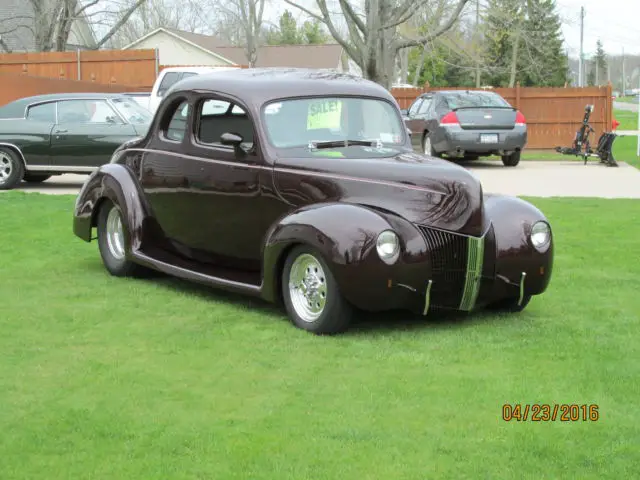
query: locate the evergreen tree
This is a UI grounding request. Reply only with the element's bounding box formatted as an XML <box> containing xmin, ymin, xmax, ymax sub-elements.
<box><xmin>482</xmin><ymin>0</ymin><xmax>525</xmax><ymax>87</ymax></box>
<box><xmin>593</xmin><ymin>39</ymin><xmax>607</xmax><ymax>85</ymax></box>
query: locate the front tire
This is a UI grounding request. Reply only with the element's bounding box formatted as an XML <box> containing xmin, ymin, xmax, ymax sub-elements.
<box><xmin>282</xmin><ymin>245</ymin><xmax>353</xmax><ymax>334</ymax></box>
<box><xmin>501</xmin><ymin>151</ymin><xmax>521</xmax><ymax>167</ymax></box>
<box><xmin>0</xmin><ymin>147</ymin><xmax>24</xmax><ymax>190</ymax></box>
<box><xmin>488</xmin><ymin>294</ymin><xmax>531</xmax><ymax>312</ymax></box>
<box><xmin>97</xmin><ymin>200</ymin><xmax>145</xmax><ymax>277</ymax></box>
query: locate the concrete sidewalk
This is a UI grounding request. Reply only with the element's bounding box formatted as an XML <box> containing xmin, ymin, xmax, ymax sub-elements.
<box><xmin>4</xmin><ymin>160</ymin><xmax>640</xmax><ymax>199</ymax></box>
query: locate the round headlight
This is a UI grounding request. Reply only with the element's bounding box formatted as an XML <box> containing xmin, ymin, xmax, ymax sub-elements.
<box><xmin>376</xmin><ymin>230</ymin><xmax>400</xmax><ymax>265</ymax></box>
<box><xmin>531</xmin><ymin>221</ymin><xmax>551</xmax><ymax>251</ymax></box>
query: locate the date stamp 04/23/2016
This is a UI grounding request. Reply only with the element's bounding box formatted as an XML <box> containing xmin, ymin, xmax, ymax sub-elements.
<box><xmin>502</xmin><ymin>404</ymin><xmax>600</xmax><ymax>422</ymax></box>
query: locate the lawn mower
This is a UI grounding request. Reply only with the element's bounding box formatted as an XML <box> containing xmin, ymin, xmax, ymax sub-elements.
<box><xmin>555</xmin><ymin>104</ymin><xmax>619</xmax><ymax>167</ymax></box>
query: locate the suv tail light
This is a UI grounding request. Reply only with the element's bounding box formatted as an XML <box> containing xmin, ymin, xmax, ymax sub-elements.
<box><xmin>440</xmin><ymin>111</ymin><xmax>459</xmax><ymax>125</ymax></box>
<box><xmin>515</xmin><ymin>110</ymin><xmax>526</xmax><ymax>126</ymax></box>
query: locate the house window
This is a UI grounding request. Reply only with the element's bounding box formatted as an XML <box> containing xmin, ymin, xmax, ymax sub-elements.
<box><xmin>196</xmin><ymin>99</ymin><xmax>253</xmax><ymax>147</ymax></box>
<box><xmin>26</xmin><ymin>102</ymin><xmax>56</xmax><ymax>123</ymax></box>
<box><xmin>164</xmin><ymin>101</ymin><xmax>190</xmax><ymax>142</ymax></box>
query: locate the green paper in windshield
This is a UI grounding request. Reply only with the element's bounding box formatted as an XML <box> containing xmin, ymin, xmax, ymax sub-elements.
<box><xmin>307</xmin><ymin>99</ymin><xmax>342</xmax><ymax>130</ymax></box>
<box><xmin>311</xmin><ymin>150</ymin><xmax>345</xmax><ymax>158</ymax></box>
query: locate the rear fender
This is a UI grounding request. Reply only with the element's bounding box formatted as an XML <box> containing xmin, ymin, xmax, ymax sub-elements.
<box><xmin>73</xmin><ymin>163</ymin><xmax>153</xmax><ymax>251</ymax></box>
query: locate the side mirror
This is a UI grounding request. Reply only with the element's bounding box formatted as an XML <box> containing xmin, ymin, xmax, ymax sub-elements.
<box><xmin>220</xmin><ymin>132</ymin><xmax>243</xmax><ymax>146</ymax></box>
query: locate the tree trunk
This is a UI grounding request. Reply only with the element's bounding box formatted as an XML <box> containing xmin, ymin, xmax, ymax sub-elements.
<box><xmin>508</xmin><ymin>30</ymin><xmax>520</xmax><ymax>87</ymax></box>
<box><xmin>413</xmin><ymin>45</ymin><xmax>427</xmax><ymax>86</ymax></box>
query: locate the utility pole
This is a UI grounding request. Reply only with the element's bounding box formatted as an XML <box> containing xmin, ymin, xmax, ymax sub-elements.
<box><xmin>579</xmin><ymin>6</ymin><xmax>585</xmax><ymax>87</ymax></box>
<box><xmin>622</xmin><ymin>47</ymin><xmax>626</xmax><ymax>95</ymax></box>
<box><xmin>475</xmin><ymin>0</ymin><xmax>481</xmax><ymax>87</ymax></box>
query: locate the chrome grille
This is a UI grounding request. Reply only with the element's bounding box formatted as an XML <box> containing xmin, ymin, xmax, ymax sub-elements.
<box><xmin>416</xmin><ymin>225</ymin><xmax>487</xmax><ymax>311</ymax></box>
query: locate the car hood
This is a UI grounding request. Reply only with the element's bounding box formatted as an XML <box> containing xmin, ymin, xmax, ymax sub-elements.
<box><xmin>273</xmin><ymin>149</ymin><xmax>486</xmax><ymax>236</ymax></box>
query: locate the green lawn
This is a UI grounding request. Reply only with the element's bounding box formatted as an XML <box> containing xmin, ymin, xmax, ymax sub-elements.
<box><xmin>1</xmin><ymin>192</ymin><xmax>639</xmax><ymax>479</ymax></box>
<box><xmin>614</xmin><ymin>96</ymin><xmax>640</xmax><ymax>105</ymax></box>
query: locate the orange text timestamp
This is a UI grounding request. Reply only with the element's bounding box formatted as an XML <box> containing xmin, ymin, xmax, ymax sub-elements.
<box><xmin>502</xmin><ymin>404</ymin><xmax>600</xmax><ymax>422</ymax></box>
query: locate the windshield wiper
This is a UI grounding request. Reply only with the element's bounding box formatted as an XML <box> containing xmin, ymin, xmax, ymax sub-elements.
<box><xmin>308</xmin><ymin>138</ymin><xmax>383</xmax><ymax>150</ymax></box>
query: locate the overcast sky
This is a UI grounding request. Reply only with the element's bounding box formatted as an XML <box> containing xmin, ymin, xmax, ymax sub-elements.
<box><xmin>556</xmin><ymin>0</ymin><xmax>640</xmax><ymax>56</ymax></box>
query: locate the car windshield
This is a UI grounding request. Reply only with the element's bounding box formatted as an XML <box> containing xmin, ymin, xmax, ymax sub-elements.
<box><xmin>443</xmin><ymin>92</ymin><xmax>511</xmax><ymax>109</ymax></box>
<box><xmin>111</xmin><ymin>97</ymin><xmax>153</xmax><ymax>124</ymax></box>
<box><xmin>262</xmin><ymin>97</ymin><xmax>405</xmax><ymax>149</ymax></box>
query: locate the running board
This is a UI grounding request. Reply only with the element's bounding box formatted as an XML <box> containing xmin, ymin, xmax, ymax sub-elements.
<box><xmin>131</xmin><ymin>250</ymin><xmax>262</xmax><ymax>297</ymax></box>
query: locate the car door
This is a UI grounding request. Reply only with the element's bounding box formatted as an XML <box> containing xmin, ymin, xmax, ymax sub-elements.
<box><xmin>50</xmin><ymin>98</ymin><xmax>138</xmax><ymax>168</ymax></box>
<box><xmin>17</xmin><ymin>101</ymin><xmax>57</xmax><ymax>167</ymax></box>
<box><xmin>139</xmin><ymin>94</ymin><xmax>264</xmax><ymax>270</ymax></box>
<box><xmin>404</xmin><ymin>95</ymin><xmax>432</xmax><ymax>150</ymax></box>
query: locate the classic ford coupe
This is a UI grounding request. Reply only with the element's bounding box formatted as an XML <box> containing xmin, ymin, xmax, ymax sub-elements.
<box><xmin>73</xmin><ymin>68</ymin><xmax>553</xmax><ymax>334</ymax></box>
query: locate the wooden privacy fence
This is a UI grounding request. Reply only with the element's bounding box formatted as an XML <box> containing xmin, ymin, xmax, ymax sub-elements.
<box><xmin>0</xmin><ymin>72</ymin><xmax>147</xmax><ymax>107</ymax></box>
<box><xmin>0</xmin><ymin>49</ymin><xmax>159</xmax><ymax>90</ymax></box>
<box><xmin>392</xmin><ymin>84</ymin><xmax>614</xmax><ymax>150</ymax></box>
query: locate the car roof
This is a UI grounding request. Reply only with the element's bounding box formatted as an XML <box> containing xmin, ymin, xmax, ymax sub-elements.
<box><xmin>0</xmin><ymin>92</ymin><xmax>131</xmax><ymax>118</ymax></box>
<box><xmin>161</xmin><ymin>66</ymin><xmax>238</xmax><ymax>73</ymax></box>
<box><xmin>168</xmin><ymin>68</ymin><xmax>397</xmax><ymax>107</ymax></box>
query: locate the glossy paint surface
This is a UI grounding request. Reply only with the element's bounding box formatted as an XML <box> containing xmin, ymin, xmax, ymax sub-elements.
<box><xmin>73</xmin><ymin>69</ymin><xmax>554</xmax><ymax>314</ymax></box>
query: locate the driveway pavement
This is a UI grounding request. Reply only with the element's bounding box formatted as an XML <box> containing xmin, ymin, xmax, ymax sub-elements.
<box><xmin>614</xmin><ymin>100</ymin><xmax>639</xmax><ymax>113</ymax></box>
<box><xmin>5</xmin><ymin>160</ymin><xmax>640</xmax><ymax>199</ymax></box>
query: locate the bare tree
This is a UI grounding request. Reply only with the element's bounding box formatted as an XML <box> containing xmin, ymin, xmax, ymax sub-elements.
<box><xmin>216</xmin><ymin>0</ymin><xmax>268</xmax><ymax>67</ymax></box>
<box><xmin>0</xmin><ymin>0</ymin><xmax>148</xmax><ymax>52</ymax></box>
<box><xmin>284</xmin><ymin>0</ymin><xmax>470</xmax><ymax>88</ymax></box>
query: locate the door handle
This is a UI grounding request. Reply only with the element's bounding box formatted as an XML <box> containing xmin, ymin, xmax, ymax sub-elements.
<box><xmin>54</xmin><ymin>129</ymin><xmax>68</xmax><ymax>134</ymax></box>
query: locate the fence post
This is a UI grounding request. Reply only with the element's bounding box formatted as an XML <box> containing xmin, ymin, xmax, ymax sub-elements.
<box><xmin>77</xmin><ymin>48</ymin><xmax>81</xmax><ymax>80</ymax></box>
<box><xmin>515</xmin><ymin>82</ymin><xmax>521</xmax><ymax>110</ymax></box>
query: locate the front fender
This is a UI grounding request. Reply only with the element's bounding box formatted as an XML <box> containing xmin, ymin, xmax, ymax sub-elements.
<box><xmin>260</xmin><ymin>202</ymin><xmax>429</xmax><ymax>311</ymax></box>
<box><xmin>484</xmin><ymin>194</ymin><xmax>554</xmax><ymax>298</ymax></box>
<box><xmin>73</xmin><ymin>163</ymin><xmax>153</xmax><ymax>252</ymax></box>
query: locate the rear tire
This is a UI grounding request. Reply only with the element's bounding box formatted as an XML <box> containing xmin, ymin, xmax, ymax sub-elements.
<box><xmin>501</xmin><ymin>151</ymin><xmax>521</xmax><ymax>167</ymax></box>
<box><xmin>422</xmin><ymin>134</ymin><xmax>440</xmax><ymax>157</ymax></box>
<box><xmin>23</xmin><ymin>173</ymin><xmax>51</xmax><ymax>183</ymax></box>
<box><xmin>0</xmin><ymin>147</ymin><xmax>24</xmax><ymax>190</ymax></box>
<box><xmin>97</xmin><ymin>200</ymin><xmax>146</xmax><ymax>277</ymax></box>
<box><xmin>282</xmin><ymin>245</ymin><xmax>353</xmax><ymax>334</ymax></box>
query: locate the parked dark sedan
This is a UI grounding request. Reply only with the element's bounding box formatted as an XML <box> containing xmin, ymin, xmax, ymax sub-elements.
<box><xmin>402</xmin><ymin>90</ymin><xmax>527</xmax><ymax>166</ymax></box>
<box><xmin>0</xmin><ymin>92</ymin><xmax>152</xmax><ymax>190</ymax></box>
<box><xmin>73</xmin><ymin>69</ymin><xmax>553</xmax><ymax>335</ymax></box>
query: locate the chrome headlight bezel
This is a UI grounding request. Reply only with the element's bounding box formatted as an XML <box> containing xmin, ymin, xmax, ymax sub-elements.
<box><xmin>376</xmin><ymin>230</ymin><xmax>400</xmax><ymax>265</ymax></box>
<box><xmin>530</xmin><ymin>221</ymin><xmax>551</xmax><ymax>252</ymax></box>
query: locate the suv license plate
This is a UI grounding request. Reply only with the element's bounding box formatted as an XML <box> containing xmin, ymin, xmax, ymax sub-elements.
<box><xmin>480</xmin><ymin>134</ymin><xmax>498</xmax><ymax>143</ymax></box>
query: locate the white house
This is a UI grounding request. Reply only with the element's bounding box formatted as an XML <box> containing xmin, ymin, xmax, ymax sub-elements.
<box><xmin>122</xmin><ymin>27</ymin><xmax>347</xmax><ymax>71</ymax></box>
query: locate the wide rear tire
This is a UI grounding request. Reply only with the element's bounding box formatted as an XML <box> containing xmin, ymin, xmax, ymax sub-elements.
<box><xmin>23</xmin><ymin>173</ymin><xmax>51</xmax><ymax>183</ymax></box>
<box><xmin>282</xmin><ymin>245</ymin><xmax>353</xmax><ymax>334</ymax></box>
<box><xmin>97</xmin><ymin>200</ymin><xmax>146</xmax><ymax>277</ymax></box>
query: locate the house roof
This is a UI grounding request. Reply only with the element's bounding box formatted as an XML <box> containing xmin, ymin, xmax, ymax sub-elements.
<box><xmin>124</xmin><ymin>27</ymin><xmax>343</xmax><ymax>70</ymax></box>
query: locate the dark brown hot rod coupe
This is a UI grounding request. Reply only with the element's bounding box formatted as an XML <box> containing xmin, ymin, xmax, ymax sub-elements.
<box><xmin>73</xmin><ymin>68</ymin><xmax>553</xmax><ymax>334</ymax></box>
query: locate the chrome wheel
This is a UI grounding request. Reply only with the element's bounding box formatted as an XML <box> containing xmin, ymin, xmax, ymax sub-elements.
<box><xmin>0</xmin><ymin>152</ymin><xmax>13</xmax><ymax>184</ymax></box>
<box><xmin>288</xmin><ymin>253</ymin><xmax>328</xmax><ymax>322</ymax></box>
<box><xmin>105</xmin><ymin>206</ymin><xmax>125</xmax><ymax>260</ymax></box>
<box><xmin>423</xmin><ymin>135</ymin><xmax>431</xmax><ymax>155</ymax></box>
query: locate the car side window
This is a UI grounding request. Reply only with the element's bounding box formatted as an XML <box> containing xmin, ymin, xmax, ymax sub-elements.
<box><xmin>417</xmin><ymin>98</ymin><xmax>432</xmax><ymax>115</ymax></box>
<box><xmin>408</xmin><ymin>98</ymin><xmax>423</xmax><ymax>117</ymax></box>
<box><xmin>164</xmin><ymin>100</ymin><xmax>190</xmax><ymax>142</ymax></box>
<box><xmin>26</xmin><ymin>102</ymin><xmax>56</xmax><ymax>122</ymax></box>
<box><xmin>157</xmin><ymin>72</ymin><xmax>181</xmax><ymax>98</ymax></box>
<box><xmin>56</xmin><ymin>99</ymin><xmax>123</xmax><ymax>124</ymax></box>
<box><xmin>196</xmin><ymin>98</ymin><xmax>253</xmax><ymax>147</ymax></box>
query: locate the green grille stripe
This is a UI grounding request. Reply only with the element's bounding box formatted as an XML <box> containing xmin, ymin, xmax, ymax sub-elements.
<box><xmin>459</xmin><ymin>234</ymin><xmax>485</xmax><ymax>311</ymax></box>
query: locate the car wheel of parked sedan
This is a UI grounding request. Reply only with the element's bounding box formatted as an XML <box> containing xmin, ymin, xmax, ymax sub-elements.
<box><xmin>489</xmin><ymin>294</ymin><xmax>531</xmax><ymax>312</ymax></box>
<box><xmin>97</xmin><ymin>200</ymin><xmax>146</xmax><ymax>277</ymax></box>
<box><xmin>501</xmin><ymin>151</ymin><xmax>521</xmax><ymax>167</ymax></box>
<box><xmin>23</xmin><ymin>173</ymin><xmax>51</xmax><ymax>183</ymax></box>
<box><xmin>282</xmin><ymin>245</ymin><xmax>353</xmax><ymax>334</ymax></box>
<box><xmin>0</xmin><ymin>147</ymin><xmax>24</xmax><ymax>190</ymax></box>
<box><xmin>422</xmin><ymin>134</ymin><xmax>439</xmax><ymax>157</ymax></box>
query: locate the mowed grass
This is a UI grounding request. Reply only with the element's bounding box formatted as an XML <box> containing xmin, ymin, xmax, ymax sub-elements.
<box><xmin>1</xmin><ymin>191</ymin><xmax>639</xmax><ymax>479</ymax></box>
